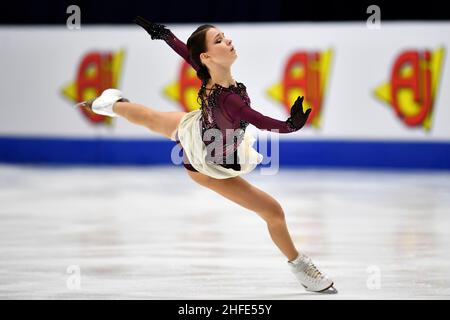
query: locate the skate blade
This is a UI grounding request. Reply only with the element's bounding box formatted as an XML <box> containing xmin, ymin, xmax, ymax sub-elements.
<box><xmin>73</xmin><ymin>99</ymin><xmax>94</xmax><ymax>109</ymax></box>
<box><xmin>304</xmin><ymin>283</ymin><xmax>338</xmax><ymax>294</ymax></box>
<box><xmin>320</xmin><ymin>285</ymin><xmax>338</xmax><ymax>294</ymax></box>
<box><xmin>73</xmin><ymin>97</ymin><xmax>128</xmax><ymax>109</ymax></box>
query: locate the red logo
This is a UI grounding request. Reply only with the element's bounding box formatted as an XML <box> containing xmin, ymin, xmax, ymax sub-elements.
<box><xmin>267</xmin><ymin>49</ymin><xmax>333</xmax><ymax>129</ymax></box>
<box><xmin>62</xmin><ymin>49</ymin><xmax>125</xmax><ymax>125</ymax></box>
<box><xmin>374</xmin><ymin>48</ymin><xmax>444</xmax><ymax>130</ymax></box>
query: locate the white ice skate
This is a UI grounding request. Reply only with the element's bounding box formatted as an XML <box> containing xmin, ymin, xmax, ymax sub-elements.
<box><xmin>74</xmin><ymin>88</ymin><xmax>129</xmax><ymax>117</ymax></box>
<box><xmin>288</xmin><ymin>253</ymin><xmax>335</xmax><ymax>293</ymax></box>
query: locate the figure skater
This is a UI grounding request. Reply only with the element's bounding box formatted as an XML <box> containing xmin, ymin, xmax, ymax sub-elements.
<box><xmin>77</xmin><ymin>16</ymin><xmax>335</xmax><ymax>293</ymax></box>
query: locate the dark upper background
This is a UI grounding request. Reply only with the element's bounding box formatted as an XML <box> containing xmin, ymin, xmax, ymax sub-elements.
<box><xmin>1</xmin><ymin>0</ymin><xmax>449</xmax><ymax>24</ymax></box>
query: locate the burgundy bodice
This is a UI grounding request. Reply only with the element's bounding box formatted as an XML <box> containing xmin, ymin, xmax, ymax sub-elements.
<box><xmin>162</xmin><ymin>29</ymin><xmax>298</xmax><ymax>167</ymax></box>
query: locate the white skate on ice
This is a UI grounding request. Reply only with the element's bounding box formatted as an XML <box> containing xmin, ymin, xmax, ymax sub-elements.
<box><xmin>288</xmin><ymin>252</ymin><xmax>337</xmax><ymax>293</ymax></box>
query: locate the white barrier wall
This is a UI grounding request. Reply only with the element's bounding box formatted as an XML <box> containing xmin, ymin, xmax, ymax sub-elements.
<box><xmin>1</xmin><ymin>22</ymin><xmax>449</xmax><ymax>141</ymax></box>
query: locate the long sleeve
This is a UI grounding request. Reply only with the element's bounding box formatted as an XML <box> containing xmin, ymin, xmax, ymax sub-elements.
<box><xmin>221</xmin><ymin>92</ymin><xmax>297</xmax><ymax>133</ymax></box>
<box><xmin>164</xmin><ymin>31</ymin><xmax>200</xmax><ymax>71</ymax></box>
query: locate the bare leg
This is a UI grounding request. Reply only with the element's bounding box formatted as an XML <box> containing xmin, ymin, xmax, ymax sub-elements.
<box><xmin>112</xmin><ymin>101</ymin><xmax>186</xmax><ymax>140</ymax></box>
<box><xmin>112</xmin><ymin>102</ymin><xmax>299</xmax><ymax>260</ymax></box>
<box><xmin>112</xmin><ymin>101</ymin><xmax>154</xmax><ymax>127</ymax></box>
<box><xmin>186</xmin><ymin>170</ymin><xmax>299</xmax><ymax>261</ymax></box>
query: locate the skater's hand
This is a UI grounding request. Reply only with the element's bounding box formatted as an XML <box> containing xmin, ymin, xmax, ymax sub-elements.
<box><xmin>133</xmin><ymin>16</ymin><xmax>171</xmax><ymax>41</ymax></box>
<box><xmin>286</xmin><ymin>96</ymin><xmax>312</xmax><ymax>131</ymax></box>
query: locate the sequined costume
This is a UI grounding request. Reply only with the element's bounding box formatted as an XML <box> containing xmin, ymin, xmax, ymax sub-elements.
<box><xmin>153</xmin><ymin>26</ymin><xmax>300</xmax><ymax>173</ymax></box>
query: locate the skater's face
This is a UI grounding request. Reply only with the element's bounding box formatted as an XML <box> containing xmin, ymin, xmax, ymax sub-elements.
<box><xmin>200</xmin><ymin>28</ymin><xmax>237</xmax><ymax>68</ymax></box>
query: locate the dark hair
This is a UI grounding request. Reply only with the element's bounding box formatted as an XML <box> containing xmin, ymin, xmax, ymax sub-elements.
<box><xmin>187</xmin><ymin>24</ymin><xmax>216</xmax><ymax>84</ymax></box>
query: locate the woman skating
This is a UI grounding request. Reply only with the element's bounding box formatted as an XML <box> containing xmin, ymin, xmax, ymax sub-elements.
<box><xmin>77</xmin><ymin>16</ymin><xmax>335</xmax><ymax>293</ymax></box>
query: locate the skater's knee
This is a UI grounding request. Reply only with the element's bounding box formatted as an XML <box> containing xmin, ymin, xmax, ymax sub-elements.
<box><xmin>262</xmin><ymin>202</ymin><xmax>285</xmax><ymax>225</ymax></box>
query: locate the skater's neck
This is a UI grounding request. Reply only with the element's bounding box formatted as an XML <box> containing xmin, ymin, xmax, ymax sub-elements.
<box><xmin>207</xmin><ymin>66</ymin><xmax>235</xmax><ymax>89</ymax></box>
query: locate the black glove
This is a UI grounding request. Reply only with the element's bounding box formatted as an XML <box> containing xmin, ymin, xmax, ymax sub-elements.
<box><xmin>133</xmin><ymin>16</ymin><xmax>171</xmax><ymax>41</ymax></box>
<box><xmin>286</xmin><ymin>96</ymin><xmax>312</xmax><ymax>131</ymax></box>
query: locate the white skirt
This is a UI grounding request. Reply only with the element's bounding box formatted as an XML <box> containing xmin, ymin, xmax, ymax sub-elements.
<box><xmin>171</xmin><ymin>109</ymin><xmax>263</xmax><ymax>179</ymax></box>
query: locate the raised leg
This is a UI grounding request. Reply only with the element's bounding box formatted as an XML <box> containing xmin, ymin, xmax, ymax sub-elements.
<box><xmin>112</xmin><ymin>101</ymin><xmax>187</xmax><ymax>140</ymax></box>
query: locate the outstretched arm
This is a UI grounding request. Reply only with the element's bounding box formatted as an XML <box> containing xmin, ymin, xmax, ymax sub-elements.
<box><xmin>220</xmin><ymin>93</ymin><xmax>310</xmax><ymax>133</ymax></box>
<box><xmin>134</xmin><ymin>16</ymin><xmax>200</xmax><ymax>71</ymax></box>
